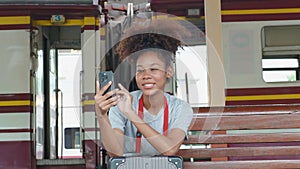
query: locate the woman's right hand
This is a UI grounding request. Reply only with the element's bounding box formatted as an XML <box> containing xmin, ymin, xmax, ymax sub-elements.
<box><xmin>95</xmin><ymin>81</ymin><xmax>119</xmax><ymax>117</ymax></box>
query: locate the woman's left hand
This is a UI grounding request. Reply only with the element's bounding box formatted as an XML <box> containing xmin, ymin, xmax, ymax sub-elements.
<box><xmin>116</xmin><ymin>83</ymin><xmax>134</xmax><ymax>118</ymax></box>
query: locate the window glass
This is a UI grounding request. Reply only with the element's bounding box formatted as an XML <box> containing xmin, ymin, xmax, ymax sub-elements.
<box><xmin>263</xmin><ymin>70</ymin><xmax>296</xmax><ymax>82</ymax></box>
<box><xmin>64</xmin><ymin>128</ymin><xmax>80</xmax><ymax>149</ymax></box>
<box><xmin>262</xmin><ymin>59</ymin><xmax>298</xmax><ymax>68</ymax></box>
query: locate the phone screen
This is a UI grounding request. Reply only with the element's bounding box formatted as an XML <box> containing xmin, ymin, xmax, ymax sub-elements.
<box><xmin>99</xmin><ymin>71</ymin><xmax>115</xmax><ymax>95</ymax></box>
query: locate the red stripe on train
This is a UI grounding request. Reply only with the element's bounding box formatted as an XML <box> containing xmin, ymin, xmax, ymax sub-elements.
<box><xmin>222</xmin><ymin>0</ymin><xmax>300</xmax><ymax>10</ymax></box>
<box><xmin>0</xmin><ymin>24</ymin><xmax>31</xmax><ymax>30</ymax></box>
<box><xmin>82</xmin><ymin>25</ymin><xmax>99</xmax><ymax>32</ymax></box>
<box><xmin>226</xmin><ymin>86</ymin><xmax>300</xmax><ymax>96</ymax></box>
<box><xmin>222</xmin><ymin>13</ymin><xmax>300</xmax><ymax>22</ymax></box>
<box><xmin>0</xmin><ymin>93</ymin><xmax>32</xmax><ymax>101</ymax></box>
<box><xmin>83</xmin><ymin>105</ymin><xmax>95</xmax><ymax>112</ymax></box>
<box><xmin>0</xmin><ymin>106</ymin><xmax>31</xmax><ymax>113</ymax></box>
<box><xmin>0</xmin><ymin>5</ymin><xmax>99</xmax><ymax>16</ymax></box>
<box><xmin>82</xmin><ymin>128</ymin><xmax>100</xmax><ymax>132</ymax></box>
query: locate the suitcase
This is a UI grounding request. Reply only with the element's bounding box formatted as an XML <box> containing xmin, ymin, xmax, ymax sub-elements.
<box><xmin>108</xmin><ymin>156</ymin><xmax>183</xmax><ymax>169</ymax></box>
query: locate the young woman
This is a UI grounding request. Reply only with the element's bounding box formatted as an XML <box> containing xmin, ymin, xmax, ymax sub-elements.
<box><xmin>95</xmin><ymin>19</ymin><xmax>193</xmax><ymax>157</ymax></box>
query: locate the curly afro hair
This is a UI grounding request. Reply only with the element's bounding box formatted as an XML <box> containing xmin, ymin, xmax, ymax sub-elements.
<box><xmin>115</xmin><ymin>18</ymin><xmax>191</xmax><ymax>65</ymax></box>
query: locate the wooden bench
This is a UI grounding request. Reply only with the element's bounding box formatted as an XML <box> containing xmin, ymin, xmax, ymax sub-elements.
<box><xmin>176</xmin><ymin>104</ymin><xmax>300</xmax><ymax>169</ymax></box>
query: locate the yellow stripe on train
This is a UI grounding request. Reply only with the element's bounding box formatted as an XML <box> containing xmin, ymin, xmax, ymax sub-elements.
<box><xmin>82</xmin><ymin>100</ymin><xmax>95</xmax><ymax>106</ymax></box>
<box><xmin>33</xmin><ymin>16</ymin><xmax>98</xmax><ymax>27</ymax></box>
<box><xmin>226</xmin><ymin>94</ymin><xmax>300</xmax><ymax>101</ymax></box>
<box><xmin>222</xmin><ymin>8</ymin><xmax>300</xmax><ymax>15</ymax></box>
<box><xmin>0</xmin><ymin>100</ymin><xmax>31</xmax><ymax>106</ymax></box>
<box><xmin>0</xmin><ymin>16</ymin><xmax>30</xmax><ymax>25</ymax></box>
<box><xmin>33</xmin><ymin>19</ymin><xmax>83</xmax><ymax>26</ymax></box>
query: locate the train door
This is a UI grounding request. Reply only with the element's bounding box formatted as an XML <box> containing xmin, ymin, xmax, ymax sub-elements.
<box><xmin>32</xmin><ymin>25</ymin><xmax>83</xmax><ymax>159</ymax></box>
<box><xmin>32</xmin><ymin>32</ymin><xmax>57</xmax><ymax>159</ymax></box>
<box><xmin>32</xmin><ymin>26</ymin><xmax>80</xmax><ymax>159</ymax></box>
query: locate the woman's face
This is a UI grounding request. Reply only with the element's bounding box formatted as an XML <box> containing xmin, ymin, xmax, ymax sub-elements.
<box><xmin>135</xmin><ymin>51</ymin><xmax>172</xmax><ymax>97</ymax></box>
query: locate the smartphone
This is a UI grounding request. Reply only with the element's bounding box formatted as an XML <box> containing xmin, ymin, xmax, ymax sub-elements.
<box><xmin>99</xmin><ymin>71</ymin><xmax>115</xmax><ymax>96</ymax></box>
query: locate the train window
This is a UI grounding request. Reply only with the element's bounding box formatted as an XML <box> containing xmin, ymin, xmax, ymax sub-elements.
<box><xmin>64</xmin><ymin>128</ymin><xmax>80</xmax><ymax>149</ymax></box>
<box><xmin>263</xmin><ymin>25</ymin><xmax>300</xmax><ymax>47</ymax></box>
<box><xmin>262</xmin><ymin>26</ymin><xmax>300</xmax><ymax>82</ymax></box>
<box><xmin>262</xmin><ymin>56</ymin><xmax>299</xmax><ymax>82</ymax></box>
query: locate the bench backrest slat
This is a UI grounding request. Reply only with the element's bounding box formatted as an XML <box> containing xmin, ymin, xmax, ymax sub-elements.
<box><xmin>178</xmin><ymin>146</ymin><xmax>300</xmax><ymax>158</ymax></box>
<box><xmin>185</xmin><ymin>133</ymin><xmax>300</xmax><ymax>144</ymax></box>
<box><xmin>183</xmin><ymin>160</ymin><xmax>300</xmax><ymax>169</ymax></box>
<box><xmin>189</xmin><ymin>113</ymin><xmax>300</xmax><ymax>131</ymax></box>
<box><xmin>178</xmin><ymin>105</ymin><xmax>300</xmax><ymax>169</ymax></box>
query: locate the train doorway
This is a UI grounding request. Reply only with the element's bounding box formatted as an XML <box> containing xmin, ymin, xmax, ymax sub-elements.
<box><xmin>32</xmin><ymin>26</ymin><xmax>83</xmax><ymax>159</ymax></box>
<box><xmin>57</xmin><ymin>49</ymin><xmax>82</xmax><ymax>159</ymax></box>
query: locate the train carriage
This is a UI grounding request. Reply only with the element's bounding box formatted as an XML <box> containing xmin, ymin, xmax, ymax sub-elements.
<box><xmin>151</xmin><ymin>0</ymin><xmax>300</xmax><ymax>106</ymax></box>
<box><xmin>1</xmin><ymin>0</ymin><xmax>300</xmax><ymax>168</ymax></box>
<box><xmin>221</xmin><ymin>0</ymin><xmax>300</xmax><ymax>105</ymax></box>
<box><xmin>0</xmin><ymin>1</ymin><xmax>102</xmax><ymax>168</ymax></box>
